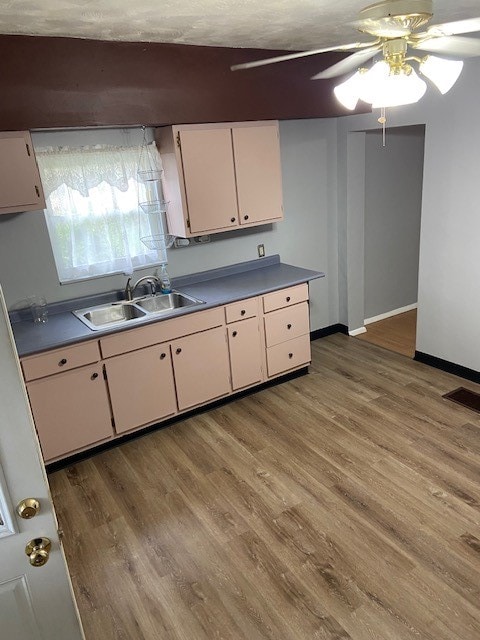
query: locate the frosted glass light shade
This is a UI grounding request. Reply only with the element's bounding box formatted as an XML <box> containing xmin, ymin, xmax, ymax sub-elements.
<box><xmin>352</xmin><ymin>61</ymin><xmax>426</xmax><ymax>107</ymax></box>
<box><xmin>333</xmin><ymin>71</ymin><xmax>363</xmax><ymax>110</ymax></box>
<box><xmin>371</xmin><ymin>68</ymin><xmax>427</xmax><ymax>107</ymax></box>
<box><xmin>419</xmin><ymin>55</ymin><xmax>463</xmax><ymax>94</ymax></box>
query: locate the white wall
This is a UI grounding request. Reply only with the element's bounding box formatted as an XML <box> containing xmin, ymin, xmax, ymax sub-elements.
<box><xmin>364</xmin><ymin>125</ymin><xmax>424</xmax><ymax>319</ymax></box>
<box><xmin>337</xmin><ymin>57</ymin><xmax>480</xmax><ymax>371</ymax></box>
<box><xmin>0</xmin><ymin>119</ymin><xmax>339</xmax><ymax>332</ymax></box>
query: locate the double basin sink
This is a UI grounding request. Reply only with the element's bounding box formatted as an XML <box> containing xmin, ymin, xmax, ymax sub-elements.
<box><xmin>73</xmin><ymin>292</ymin><xmax>205</xmax><ymax>331</ymax></box>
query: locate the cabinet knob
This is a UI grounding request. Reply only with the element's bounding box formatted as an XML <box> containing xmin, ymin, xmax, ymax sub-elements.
<box><xmin>160</xmin><ymin>353</ymin><xmax>166</xmax><ymax>360</ymax></box>
<box><xmin>176</xmin><ymin>348</ymin><xmax>182</xmax><ymax>355</ymax></box>
<box><xmin>230</xmin><ymin>217</ymin><xmax>236</xmax><ymax>223</ymax></box>
<box><xmin>287</xmin><ymin>323</ymin><xmax>292</xmax><ymax>330</ymax></box>
<box><xmin>91</xmin><ymin>372</ymin><xmax>99</xmax><ymax>380</ymax></box>
<box><xmin>59</xmin><ymin>358</ymin><xmax>67</xmax><ymax>366</ymax></box>
<box><xmin>244</xmin><ymin>215</ymin><xmax>249</xmax><ymax>221</ymax></box>
<box><xmin>232</xmin><ymin>331</ymin><xmax>238</xmax><ymax>337</ymax></box>
<box><xmin>240</xmin><ymin>309</ymin><xmax>246</xmax><ymax>316</ymax></box>
<box><xmin>288</xmin><ymin>353</ymin><xmax>293</xmax><ymax>359</ymax></box>
<box><xmin>286</xmin><ymin>296</ymin><xmax>291</xmax><ymax>302</ymax></box>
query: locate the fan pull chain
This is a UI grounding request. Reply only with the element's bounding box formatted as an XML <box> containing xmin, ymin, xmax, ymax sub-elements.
<box><xmin>378</xmin><ymin>107</ymin><xmax>387</xmax><ymax>147</ymax></box>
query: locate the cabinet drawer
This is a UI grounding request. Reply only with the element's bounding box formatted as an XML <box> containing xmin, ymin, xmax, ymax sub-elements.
<box><xmin>22</xmin><ymin>341</ymin><xmax>101</xmax><ymax>381</ymax></box>
<box><xmin>266</xmin><ymin>335</ymin><xmax>311</xmax><ymax>377</ymax></box>
<box><xmin>263</xmin><ymin>283</ymin><xmax>308</xmax><ymax>313</ymax></box>
<box><xmin>264</xmin><ymin>302</ymin><xmax>310</xmax><ymax>348</ymax></box>
<box><xmin>225</xmin><ymin>297</ymin><xmax>258</xmax><ymax>324</ymax></box>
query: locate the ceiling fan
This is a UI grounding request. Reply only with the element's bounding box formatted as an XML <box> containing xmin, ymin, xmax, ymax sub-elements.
<box><xmin>231</xmin><ymin>0</ymin><xmax>480</xmax><ymax>109</ymax></box>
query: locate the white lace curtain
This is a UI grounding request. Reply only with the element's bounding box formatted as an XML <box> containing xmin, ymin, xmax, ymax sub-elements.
<box><xmin>36</xmin><ymin>144</ymin><xmax>162</xmax><ymax>283</ymax></box>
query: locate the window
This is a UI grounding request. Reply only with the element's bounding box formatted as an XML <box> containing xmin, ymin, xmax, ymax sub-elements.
<box><xmin>36</xmin><ymin>144</ymin><xmax>164</xmax><ymax>283</ymax></box>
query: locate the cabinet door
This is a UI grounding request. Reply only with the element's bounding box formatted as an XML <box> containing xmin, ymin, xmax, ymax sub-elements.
<box><xmin>180</xmin><ymin>128</ymin><xmax>239</xmax><ymax>234</ymax></box>
<box><xmin>26</xmin><ymin>365</ymin><xmax>113</xmax><ymax>462</ymax></box>
<box><xmin>105</xmin><ymin>345</ymin><xmax>177</xmax><ymax>434</ymax></box>
<box><xmin>228</xmin><ymin>317</ymin><xmax>263</xmax><ymax>391</ymax></box>
<box><xmin>0</xmin><ymin>132</ymin><xmax>46</xmax><ymax>214</ymax></box>
<box><xmin>233</xmin><ymin>125</ymin><xmax>283</xmax><ymax>225</ymax></box>
<box><xmin>171</xmin><ymin>326</ymin><xmax>231</xmax><ymax>410</ymax></box>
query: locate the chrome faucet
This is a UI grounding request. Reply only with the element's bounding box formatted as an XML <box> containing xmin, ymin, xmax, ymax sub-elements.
<box><xmin>124</xmin><ymin>275</ymin><xmax>159</xmax><ymax>301</ymax></box>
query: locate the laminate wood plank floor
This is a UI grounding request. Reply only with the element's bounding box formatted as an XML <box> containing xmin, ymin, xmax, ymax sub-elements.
<box><xmin>49</xmin><ymin>334</ymin><xmax>480</xmax><ymax>640</ymax></box>
<box><xmin>356</xmin><ymin>309</ymin><xmax>417</xmax><ymax>357</ymax></box>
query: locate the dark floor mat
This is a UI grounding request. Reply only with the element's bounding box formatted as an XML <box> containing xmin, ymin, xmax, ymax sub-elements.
<box><xmin>443</xmin><ymin>387</ymin><xmax>480</xmax><ymax>414</ymax></box>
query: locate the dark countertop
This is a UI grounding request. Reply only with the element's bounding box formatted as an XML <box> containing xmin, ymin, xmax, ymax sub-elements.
<box><xmin>12</xmin><ymin>255</ymin><xmax>324</xmax><ymax>357</ymax></box>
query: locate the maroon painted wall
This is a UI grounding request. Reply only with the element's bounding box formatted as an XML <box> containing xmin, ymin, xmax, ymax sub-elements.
<box><xmin>0</xmin><ymin>35</ymin><xmax>369</xmax><ymax>130</ymax></box>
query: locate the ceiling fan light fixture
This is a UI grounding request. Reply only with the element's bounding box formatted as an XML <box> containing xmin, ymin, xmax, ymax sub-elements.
<box><xmin>333</xmin><ymin>70</ymin><xmax>364</xmax><ymax>110</ymax></box>
<box><xmin>372</xmin><ymin>66</ymin><xmax>427</xmax><ymax>107</ymax></box>
<box><xmin>419</xmin><ymin>55</ymin><xmax>464</xmax><ymax>94</ymax></box>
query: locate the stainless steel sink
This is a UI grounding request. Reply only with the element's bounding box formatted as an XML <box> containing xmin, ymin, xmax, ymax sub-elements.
<box><xmin>73</xmin><ymin>291</ymin><xmax>205</xmax><ymax>331</ymax></box>
<box><xmin>73</xmin><ymin>301</ymin><xmax>148</xmax><ymax>330</ymax></box>
<box><xmin>135</xmin><ymin>292</ymin><xmax>203</xmax><ymax>314</ymax></box>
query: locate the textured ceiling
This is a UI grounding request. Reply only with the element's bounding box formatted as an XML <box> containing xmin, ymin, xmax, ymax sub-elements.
<box><xmin>0</xmin><ymin>0</ymin><xmax>479</xmax><ymax>50</ymax></box>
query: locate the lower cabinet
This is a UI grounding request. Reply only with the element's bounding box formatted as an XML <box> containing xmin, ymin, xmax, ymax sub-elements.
<box><xmin>227</xmin><ymin>317</ymin><xmax>263</xmax><ymax>390</ymax></box>
<box><xmin>104</xmin><ymin>344</ymin><xmax>177</xmax><ymax>434</ymax></box>
<box><xmin>171</xmin><ymin>326</ymin><xmax>231</xmax><ymax>410</ymax></box>
<box><xmin>23</xmin><ymin>283</ymin><xmax>312</xmax><ymax>463</ymax></box>
<box><xmin>26</xmin><ymin>364</ymin><xmax>113</xmax><ymax>461</ymax></box>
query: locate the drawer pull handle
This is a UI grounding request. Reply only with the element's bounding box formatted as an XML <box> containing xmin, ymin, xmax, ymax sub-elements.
<box><xmin>176</xmin><ymin>348</ymin><xmax>182</xmax><ymax>355</ymax></box>
<box><xmin>230</xmin><ymin>217</ymin><xmax>236</xmax><ymax>223</ymax></box>
<box><xmin>232</xmin><ymin>331</ymin><xmax>238</xmax><ymax>337</ymax></box>
<box><xmin>286</xmin><ymin>296</ymin><xmax>291</xmax><ymax>302</ymax></box>
<box><xmin>59</xmin><ymin>358</ymin><xmax>67</xmax><ymax>366</ymax></box>
<box><xmin>288</xmin><ymin>353</ymin><xmax>293</xmax><ymax>359</ymax></box>
<box><xmin>287</xmin><ymin>323</ymin><xmax>292</xmax><ymax>330</ymax></box>
<box><xmin>91</xmin><ymin>372</ymin><xmax>99</xmax><ymax>380</ymax></box>
<box><xmin>160</xmin><ymin>353</ymin><xmax>166</xmax><ymax>360</ymax></box>
<box><xmin>240</xmin><ymin>310</ymin><xmax>246</xmax><ymax>316</ymax></box>
<box><xmin>244</xmin><ymin>215</ymin><xmax>249</xmax><ymax>221</ymax></box>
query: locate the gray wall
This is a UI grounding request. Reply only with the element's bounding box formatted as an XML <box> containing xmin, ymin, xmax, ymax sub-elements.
<box><xmin>364</xmin><ymin>125</ymin><xmax>424</xmax><ymax>319</ymax></box>
<box><xmin>337</xmin><ymin>57</ymin><xmax>480</xmax><ymax>372</ymax></box>
<box><xmin>0</xmin><ymin>119</ymin><xmax>339</xmax><ymax>333</ymax></box>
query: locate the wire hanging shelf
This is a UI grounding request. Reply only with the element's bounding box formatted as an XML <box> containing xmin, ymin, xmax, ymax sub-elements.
<box><xmin>139</xmin><ymin>200</ymin><xmax>169</xmax><ymax>215</ymax></box>
<box><xmin>137</xmin><ymin>128</ymin><xmax>163</xmax><ymax>183</ymax></box>
<box><xmin>141</xmin><ymin>234</ymin><xmax>176</xmax><ymax>251</ymax></box>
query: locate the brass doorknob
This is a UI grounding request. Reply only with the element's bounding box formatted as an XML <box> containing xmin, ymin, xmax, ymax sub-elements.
<box><xmin>17</xmin><ymin>498</ymin><xmax>40</xmax><ymax>519</ymax></box>
<box><xmin>25</xmin><ymin>537</ymin><xmax>51</xmax><ymax>567</ymax></box>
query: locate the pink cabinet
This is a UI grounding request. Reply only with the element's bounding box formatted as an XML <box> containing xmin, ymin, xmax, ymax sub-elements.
<box><xmin>0</xmin><ymin>131</ymin><xmax>46</xmax><ymax>215</ymax></box>
<box><xmin>26</xmin><ymin>364</ymin><xmax>113</xmax><ymax>462</ymax></box>
<box><xmin>171</xmin><ymin>326</ymin><xmax>231</xmax><ymax>410</ymax></box>
<box><xmin>227</xmin><ymin>317</ymin><xmax>264</xmax><ymax>390</ymax></box>
<box><xmin>156</xmin><ymin>121</ymin><xmax>283</xmax><ymax>238</ymax></box>
<box><xmin>104</xmin><ymin>344</ymin><xmax>177</xmax><ymax>434</ymax></box>
<box><xmin>233</xmin><ymin>125</ymin><xmax>283</xmax><ymax>225</ymax></box>
<box><xmin>177</xmin><ymin>128</ymin><xmax>239</xmax><ymax>234</ymax></box>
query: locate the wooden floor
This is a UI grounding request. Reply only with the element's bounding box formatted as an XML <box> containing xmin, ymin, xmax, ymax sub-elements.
<box><xmin>49</xmin><ymin>334</ymin><xmax>480</xmax><ymax>640</ymax></box>
<box><xmin>356</xmin><ymin>309</ymin><xmax>417</xmax><ymax>357</ymax></box>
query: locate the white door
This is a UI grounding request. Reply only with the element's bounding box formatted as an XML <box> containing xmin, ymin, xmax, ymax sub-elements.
<box><xmin>0</xmin><ymin>286</ymin><xmax>84</xmax><ymax>640</ymax></box>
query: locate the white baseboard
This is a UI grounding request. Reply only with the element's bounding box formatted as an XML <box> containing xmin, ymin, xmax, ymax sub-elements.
<box><xmin>364</xmin><ymin>303</ymin><xmax>417</xmax><ymax>326</ymax></box>
<box><xmin>349</xmin><ymin>327</ymin><xmax>367</xmax><ymax>336</ymax></box>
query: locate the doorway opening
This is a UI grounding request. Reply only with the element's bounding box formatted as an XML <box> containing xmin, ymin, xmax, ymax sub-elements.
<box><xmin>356</xmin><ymin>124</ymin><xmax>425</xmax><ymax>358</ymax></box>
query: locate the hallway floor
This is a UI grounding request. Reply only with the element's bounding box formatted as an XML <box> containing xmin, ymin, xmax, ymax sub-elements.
<box><xmin>356</xmin><ymin>309</ymin><xmax>417</xmax><ymax>358</ymax></box>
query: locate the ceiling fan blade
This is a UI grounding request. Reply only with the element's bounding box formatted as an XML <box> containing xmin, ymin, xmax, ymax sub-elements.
<box><xmin>412</xmin><ymin>36</ymin><xmax>480</xmax><ymax>58</ymax></box>
<box><xmin>230</xmin><ymin>41</ymin><xmax>377</xmax><ymax>71</ymax></box>
<box><xmin>311</xmin><ymin>46</ymin><xmax>380</xmax><ymax>80</ymax></box>
<box><xmin>421</xmin><ymin>17</ymin><xmax>480</xmax><ymax>38</ymax></box>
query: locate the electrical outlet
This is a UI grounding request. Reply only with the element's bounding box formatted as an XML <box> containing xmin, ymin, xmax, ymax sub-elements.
<box><xmin>257</xmin><ymin>244</ymin><xmax>265</xmax><ymax>258</ymax></box>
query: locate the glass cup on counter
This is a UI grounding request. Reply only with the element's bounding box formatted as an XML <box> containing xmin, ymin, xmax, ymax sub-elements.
<box><xmin>29</xmin><ymin>295</ymin><xmax>48</xmax><ymax>324</ymax></box>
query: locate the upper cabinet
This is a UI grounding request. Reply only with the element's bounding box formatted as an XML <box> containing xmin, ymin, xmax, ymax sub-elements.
<box><xmin>156</xmin><ymin>121</ymin><xmax>284</xmax><ymax>237</ymax></box>
<box><xmin>0</xmin><ymin>131</ymin><xmax>46</xmax><ymax>215</ymax></box>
